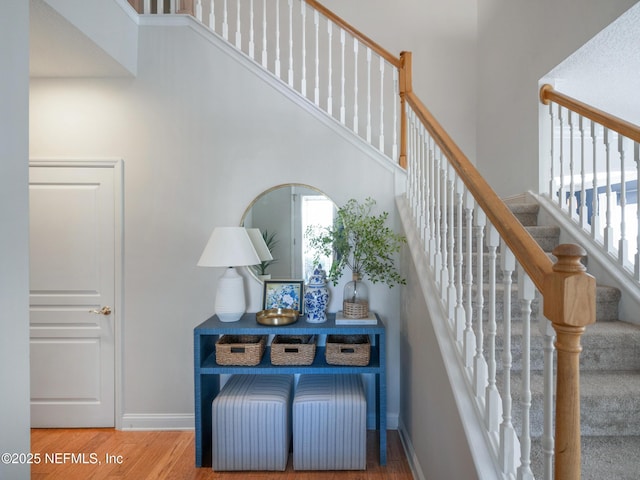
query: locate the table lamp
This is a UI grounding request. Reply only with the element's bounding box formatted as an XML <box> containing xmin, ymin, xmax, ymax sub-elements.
<box><xmin>197</xmin><ymin>227</ymin><xmax>261</xmax><ymax>322</ymax></box>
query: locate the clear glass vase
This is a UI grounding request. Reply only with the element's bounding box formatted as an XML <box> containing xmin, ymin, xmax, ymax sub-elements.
<box><xmin>343</xmin><ymin>274</ymin><xmax>369</xmax><ymax>319</ymax></box>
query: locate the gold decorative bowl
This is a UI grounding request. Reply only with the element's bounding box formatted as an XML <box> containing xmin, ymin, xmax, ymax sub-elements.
<box><xmin>256</xmin><ymin>308</ymin><xmax>299</xmax><ymax>326</ymax></box>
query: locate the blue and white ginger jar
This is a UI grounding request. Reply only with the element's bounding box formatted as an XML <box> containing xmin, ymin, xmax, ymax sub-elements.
<box><xmin>304</xmin><ymin>266</ymin><xmax>329</xmax><ymax>323</ymax></box>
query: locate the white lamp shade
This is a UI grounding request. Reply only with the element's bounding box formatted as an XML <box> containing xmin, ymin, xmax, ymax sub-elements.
<box><xmin>197</xmin><ymin>227</ymin><xmax>261</xmax><ymax>267</ymax></box>
<box><xmin>246</xmin><ymin>228</ymin><xmax>274</xmax><ymax>262</ymax></box>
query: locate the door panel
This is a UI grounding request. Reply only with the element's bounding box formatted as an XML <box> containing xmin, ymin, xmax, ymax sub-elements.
<box><xmin>29</xmin><ymin>164</ymin><xmax>116</xmax><ymax>427</ymax></box>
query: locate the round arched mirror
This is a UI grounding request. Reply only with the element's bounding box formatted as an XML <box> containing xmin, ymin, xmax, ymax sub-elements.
<box><xmin>241</xmin><ymin>184</ymin><xmax>336</xmax><ymax>282</ymax></box>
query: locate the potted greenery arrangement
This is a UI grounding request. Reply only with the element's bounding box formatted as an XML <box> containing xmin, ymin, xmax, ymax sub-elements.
<box><xmin>306</xmin><ymin>197</ymin><xmax>406</xmax><ymax>318</ymax></box>
<box><xmin>253</xmin><ymin>230</ymin><xmax>278</xmax><ymax>280</ymax></box>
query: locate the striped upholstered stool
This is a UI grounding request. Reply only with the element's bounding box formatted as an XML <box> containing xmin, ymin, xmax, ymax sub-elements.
<box><xmin>293</xmin><ymin>374</ymin><xmax>366</xmax><ymax>470</ymax></box>
<box><xmin>211</xmin><ymin>374</ymin><xmax>294</xmax><ymax>471</ymax></box>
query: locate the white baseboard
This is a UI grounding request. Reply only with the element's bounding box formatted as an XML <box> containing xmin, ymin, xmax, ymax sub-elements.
<box><xmin>398</xmin><ymin>418</ymin><xmax>426</xmax><ymax>480</ymax></box>
<box><xmin>120</xmin><ymin>412</ymin><xmax>396</xmax><ymax>432</ymax></box>
<box><xmin>120</xmin><ymin>413</ymin><xmax>194</xmax><ymax>431</ymax></box>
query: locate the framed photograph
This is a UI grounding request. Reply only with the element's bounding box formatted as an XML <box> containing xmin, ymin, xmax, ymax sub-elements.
<box><xmin>262</xmin><ymin>280</ymin><xmax>304</xmax><ymax>314</ymax></box>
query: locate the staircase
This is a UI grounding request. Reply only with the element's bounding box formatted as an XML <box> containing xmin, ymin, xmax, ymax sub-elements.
<box><xmin>507</xmin><ymin>199</ymin><xmax>640</xmax><ymax>479</ymax></box>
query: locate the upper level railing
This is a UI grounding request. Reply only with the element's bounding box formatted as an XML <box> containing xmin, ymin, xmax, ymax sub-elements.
<box><xmin>128</xmin><ymin>1</ymin><xmax>595</xmax><ymax>478</ymax></box>
<box><xmin>539</xmin><ymin>84</ymin><xmax>640</xmax><ymax>282</ymax></box>
<box><xmin>130</xmin><ymin>0</ymin><xmax>402</xmax><ymax>163</ymax></box>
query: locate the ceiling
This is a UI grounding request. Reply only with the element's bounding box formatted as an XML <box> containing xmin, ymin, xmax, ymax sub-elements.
<box><xmin>30</xmin><ymin>0</ymin><xmax>132</xmax><ymax>78</ymax></box>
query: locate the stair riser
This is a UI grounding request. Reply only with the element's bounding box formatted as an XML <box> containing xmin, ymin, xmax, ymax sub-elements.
<box><xmin>491</xmin><ymin>333</ymin><xmax>640</xmax><ymax>372</ymax></box>
<box><xmin>453</xmin><ymin>230</ymin><xmax>560</xmax><ymax>253</ymax></box>
<box><xmin>462</xmin><ymin>286</ymin><xmax>619</xmax><ymax>322</ymax></box>
<box><xmin>506</xmin><ymin>376</ymin><xmax>640</xmax><ymax>437</ymax></box>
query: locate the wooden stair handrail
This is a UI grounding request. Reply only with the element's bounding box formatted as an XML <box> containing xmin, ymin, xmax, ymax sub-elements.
<box><xmin>540</xmin><ymin>84</ymin><xmax>640</xmax><ymax>143</ymax></box>
<box><xmin>405</xmin><ymin>90</ymin><xmax>553</xmax><ymax>292</ymax></box>
<box><xmin>305</xmin><ymin>0</ymin><xmax>401</xmax><ymax>68</ymax></box>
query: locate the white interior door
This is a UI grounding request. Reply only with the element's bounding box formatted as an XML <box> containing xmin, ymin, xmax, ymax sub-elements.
<box><xmin>29</xmin><ymin>163</ymin><xmax>117</xmax><ymax>427</ymax></box>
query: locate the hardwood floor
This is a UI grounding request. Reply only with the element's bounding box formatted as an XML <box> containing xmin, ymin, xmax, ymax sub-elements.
<box><xmin>31</xmin><ymin>429</ymin><xmax>413</xmax><ymax>479</ymax></box>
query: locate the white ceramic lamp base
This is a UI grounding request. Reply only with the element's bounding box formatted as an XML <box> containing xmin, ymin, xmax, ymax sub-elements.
<box><xmin>214</xmin><ymin>267</ymin><xmax>247</xmax><ymax>322</ymax></box>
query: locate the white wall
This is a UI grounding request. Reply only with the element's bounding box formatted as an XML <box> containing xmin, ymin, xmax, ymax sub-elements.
<box><xmin>543</xmin><ymin>3</ymin><xmax>640</xmax><ymax>126</ymax></box>
<box><xmin>0</xmin><ymin>1</ymin><xmax>31</xmax><ymax>479</ymax></box>
<box><xmin>476</xmin><ymin>0</ymin><xmax>638</xmax><ymax>197</ymax></box>
<box><xmin>398</xmin><ymin>225</ymin><xmax>479</xmax><ymax>479</ymax></box>
<box><xmin>29</xmin><ymin>18</ymin><xmax>403</xmax><ymax>428</ymax></box>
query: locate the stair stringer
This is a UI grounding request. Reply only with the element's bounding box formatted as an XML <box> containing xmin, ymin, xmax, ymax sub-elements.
<box><xmin>532</xmin><ymin>191</ymin><xmax>640</xmax><ymax>326</ymax></box>
<box><xmin>397</xmin><ymin>195</ymin><xmax>507</xmax><ymax>480</ymax></box>
<box><xmin>137</xmin><ymin>13</ymin><xmax>406</xmax><ymax>183</ymax></box>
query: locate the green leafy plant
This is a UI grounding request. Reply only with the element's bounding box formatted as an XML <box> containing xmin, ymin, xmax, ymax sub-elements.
<box><xmin>255</xmin><ymin>230</ymin><xmax>278</xmax><ymax>276</ymax></box>
<box><xmin>306</xmin><ymin>197</ymin><xmax>406</xmax><ymax>287</ymax></box>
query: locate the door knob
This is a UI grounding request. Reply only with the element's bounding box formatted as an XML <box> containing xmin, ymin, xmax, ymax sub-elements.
<box><xmin>89</xmin><ymin>306</ymin><xmax>112</xmax><ymax>315</ymax></box>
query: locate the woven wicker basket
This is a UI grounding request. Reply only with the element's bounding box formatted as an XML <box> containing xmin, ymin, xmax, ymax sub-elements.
<box><xmin>343</xmin><ymin>300</ymin><xmax>369</xmax><ymax>319</ymax></box>
<box><xmin>325</xmin><ymin>334</ymin><xmax>371</xmax><ymax>366</ymax></box>
<box><xmin>271</xmin><ymin>335</ymin><xmax>317</xmax><ymax>365</ymax></box>
<box><xmin>215</xmin><ymin>335</ymin><xmax>267</xmax><ymax>366</ymax></box>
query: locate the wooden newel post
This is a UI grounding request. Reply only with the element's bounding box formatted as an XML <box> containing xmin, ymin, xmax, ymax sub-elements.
<box><xmin>543</xmin><ymin>244</ymin><xmax>596</xmax><ymax>480</ymax></box>
<box><xmin>398</xmin><ymin>51</ymin><xmax>413</xmax><ymax>170</ymax></box>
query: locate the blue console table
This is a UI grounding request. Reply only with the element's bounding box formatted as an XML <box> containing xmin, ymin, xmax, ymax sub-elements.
<box><xmin>193</xmin><ymin>312</ymin><xmax>387</xmax><ymax>468</ymax></box>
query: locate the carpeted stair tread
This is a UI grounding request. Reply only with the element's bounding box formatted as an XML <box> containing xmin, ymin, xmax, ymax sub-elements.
<box><xmin>507</xmin><ymin>203</ymin><xmax>539</xmax><ymax>226</ymax></box>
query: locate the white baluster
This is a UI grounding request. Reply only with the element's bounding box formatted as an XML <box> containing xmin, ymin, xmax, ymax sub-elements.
<box><xmin>313</xmin><ymin>10</ymin><xmax>319</xmax><ymax>105</ymax></box>
<box><xmin>353</xmin><ymin>39</ymin><xmax>359</xmax><ymax>134</ymax></box>
<box><xmin>446</xmin><ymin>166</ymin><xmax>457</xmax><ymax>322</ymax></box>
<box><xmin>407</xmin><ymin>112</ymin><xmax>415</xmax><ymax>216</ymax></box>
<box><xmin>339</xmin><ymin>29</ymin><xmax>346</xmax><ymax>124</ymax></box>
<box><xmin>440</xmin><ymin>160</ymin><xmax>449</xmax><ymax>299</ymax></box>
<box><xmin>195</xmin><ymin>0</ymin><xmax>203</xmax><ymax>22</ymax></box>
<box><xmin>366</xmin><ymin>47</ymin><xmax>372</xmax><ymax>143</ymax></box>
<box><xmin>635</xmin><ymin>142</ymin><xmax>640</xmax><ymax>281</ymax></box>
<box><xmin>499</xmin><ymin>242</ymin><xmax>517</xmax><ymax>476</ymax></box>
<box><xmin>463</xmin><ymin>191</ymin><xmax>476</xmax><ymax>368</ymax></box>
<box><xmin>274</xmin><ymin>0</ymin><xmax>280</xmax><ymax>76</ymax></box>
<box><xmin>222</xmin><ymin>0</ymin><xmax>229</xmax><ymax>40</ymax></box>
<box><xmin>326</xmin><ymin>20</ymin><xmax>333</xmax><ymax>116</ymax></box>
<box><xmin>591</xmin><ymin>122</ymin><xmax>601</xmax><ymax>239</ymax></box>
<box><xmin>484</xmin><ymin>223</ymin><xmax>501</xmax><ymax>434</ymax></box>
<box><xmin>248</xmin><ymin>0</ymin><xmax>255</xmax><ymax>59</ymax></box>
<box><xmin>424</xmin><ymin>131</ymin><xmax>432</xmax><ymax>252</ymax></box>
<box><xmin>392</xmin><ymin>68</ymin><xmax>398</xmax><ymax>160</ymax></box>
<box><xmin>406</xmin><ymin>115</ymin><xmax>416</xmax><ymax>216</ymax></box>
<box><xmin>207</xmin><ymin>0</ymin><xmax>214</xmax><ymax>29</ymax></box>
<box><xmin>379</xmin><ymin>58</ymin><xmax>385</xmax><ymax>152</ymax></box>
<box><xmin>579</xmin><ymin>116</ymin><xmax>589</xmax><ymax>229</ymax></box>
<box><xmin>548</xmin><ymin>102</ymin><xmax>556</xmax><ymax>199</ymax></box>
<box><xmin>568</xmin><ymin>110</ymin><xmax>577</xmax><ymax>218</ymax></box>
<box><xmin>558</xmin><ymin>105</ymin><xmax>565</xmax><ymax>210</ymax></box>
<box><xmin>473</xmin><ymin>208</ymin><xmax>487</xmax><ymax>399</ymax></box>
<box><xmin>619</xmin><ymin>135</ymin><xmax>629</xmax><ymax>265</ymax></box>
<box><xmin>287</xmin><ymin>0</ymin><xmax>293</xmax><ymax>87</ymax></box>
<box><xmin>144</xmin><ymin>0</ymin><xmax>151</xmax><ymax>14</ymax></box>
<box><xmin>455</xmin><ymin>177</ymin><xmax>466</xmax><ymax>345</ymax></box>
<box><xmin>433</xmin><ymin>149</ymin><xmax>442</xmax><ymax>280</ymax></box>
<box><xmin>604</xmin><ymin>128</ymin><xmax>614</xmax><ymax>251</ymax></box>
<box><xmin>300</xmin><ymin>2</ymin><xmax>307</xmax><ymax>97</ymax></box>
<box><xmin>261</xmin><ymin>0</ymin><xmax>268</xmax><ymax>68</ymax></box>
<box><xmin>540</xmin><ymin>318</ymin><xmax>555</xmax><ymax>480</ymax></box>
<box><xmin>420</xmin><ymin>126</ymin><xmax>428</xmax><ymax>242</ymax></box>
<box><xmin>235</xmin><ymin>0</ymin><xmax>241</xmax><ymax>48</ymax></box>
<box><xmin>516</xmin><ymin>271</ymin><xmax>534</xmax><ymax>480</ymax></box>
<box><xmin>427</xmin><ymin>137</ymin><xmax>437</xmax><ymax>262</ymax></box>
